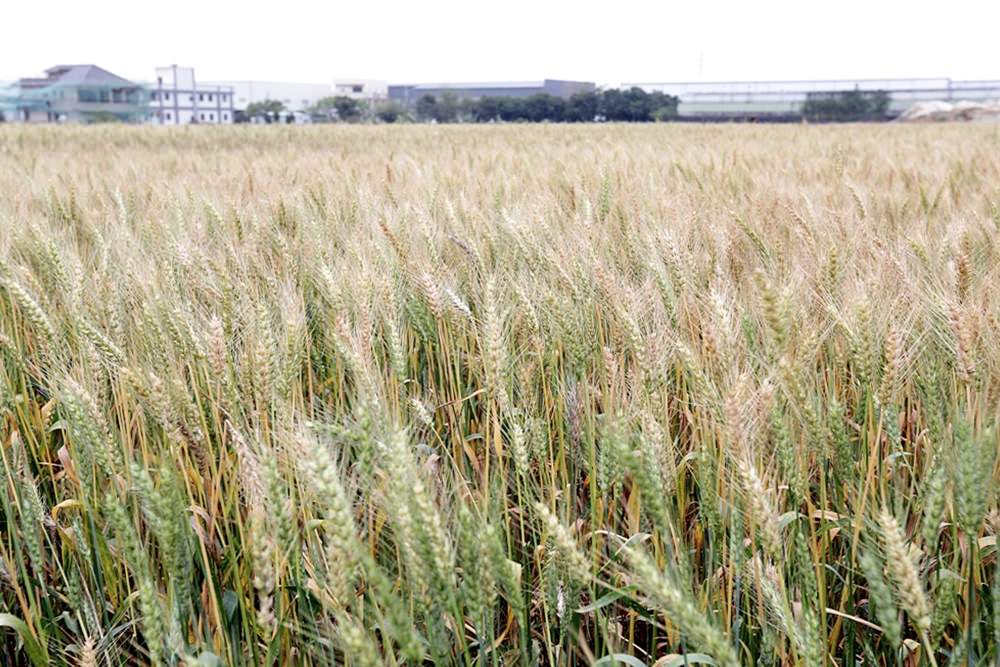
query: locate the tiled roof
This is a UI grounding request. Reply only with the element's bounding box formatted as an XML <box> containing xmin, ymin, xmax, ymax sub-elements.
<box><xmin>43</xmin><ymin>65</ymin><xmax>136</xmax><ymax>87</ymax></box>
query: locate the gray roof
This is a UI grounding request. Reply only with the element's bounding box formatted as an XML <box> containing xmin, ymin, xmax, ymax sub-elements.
<box><xmin>394</xmin><ymin>79</ymin><xmax>592</xmax><ymax>91</ymax></box>
<box><xmin>40</xmin><ymin>65</ymin><xmax>136</xmax><ymax>88</ymax></box>
<box><xmin>409</xmin><ymin>81</ymin><xmax>547</xmax><ymax>90</ymax></box>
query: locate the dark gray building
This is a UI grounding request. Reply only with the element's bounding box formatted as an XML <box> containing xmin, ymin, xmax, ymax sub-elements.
<box><xmin>388</xmin><ymin>79</ymin><xmax>595</xmax><ymax>105</ymax></box>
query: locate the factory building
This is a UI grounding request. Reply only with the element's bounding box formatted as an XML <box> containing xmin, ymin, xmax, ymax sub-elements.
<box><xmin>388</xmin><ymin>79</ymin><xmax>595</xmax><ymax>105</ymax></box>
<box><xmin>203</xmin><ymin>79</ymin><xmax>332</xmax><ymax>116</ymax></box>
<box><xmin>625</xmin><ymin>78</ymin><xmax>1000</xmax><ymax>120</ymax></box>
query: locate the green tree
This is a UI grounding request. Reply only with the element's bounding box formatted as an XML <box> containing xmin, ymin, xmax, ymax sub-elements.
<box><xmin>415</xmin><ymin>94</ymin><xmax>438</xmax><ymax>122</ymax></box>
<box><xmin>435</xmin><ymin>92</ymin><xmax>460</xmax><ymax>123</ymax></box>
<box><xmin>333</xmin><ymin>96</ymin><xmax>364</xmax><ymax>122</ymax></box>
<box><xmin>523</xmin><ymin>94</ymin><xmax>566</xmax><ymax>122</ymax></box>
<box><xmin>472</xmin><ymin>96</ymin><xmax>504</xmax><ymax>122</ymax></box>
<box><xmin>375</xmin><ymin>101</ymin><xmax>406</xmax><ymax>123</ymax></box>
<box><xmin>310</xmin><ymin>96</ymin><xmax>364</xmax><ymax>122</ymax></box>
<box><xmin>649</xmin><ymin>91</ymin><xmax>679</xmax><ymax>120</ymax></box>
<box><xmin>565</xmin><ymin>91</ymin><xmax>599</xmax><ymax>122</ymax></box>
<box><xmin>598</xmin><ymin>88</ymin><xmax>630</xmax><ymax>121</ymax></box>
<box><xmin>245</xmin><ymin>99</ymin><xmax>285</xmax><ymax>123</ymax></box>
<box><xmin>597</xmin><ymin>87</ymin><xmax>677</xmax><ymax>122</ymax></box>
<box><xmin>309</xmin><ymin>97</ymin><xmax>336</xmax><ymax>122</ymax></box>
<box><xmin>417</xmin><ymin>88</ymin><xmax>677</xmax><ymax>124</ymax></box>
<box><xmin>496</xmin><ymin>97</ymin><xmax>528</xmax><ymax>121</ymax></box>
<box><xmin>802</xmin><ymin>89</ymin><xmax>890</xmax><ymax>122</ymax></box>
<box><xmin>458</xmin><ymin>97</ymin><xmax>479</xmax><ymax>122</ymax></box>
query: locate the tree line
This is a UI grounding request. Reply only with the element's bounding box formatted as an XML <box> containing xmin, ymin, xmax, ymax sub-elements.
<box><xmin>243</xmin><ymin>87</ymin><xmax>893</xmax><ymax>124</ymax></box>
<box><xmin>244</xmin><ymin>87</ymin><xmax>680</xmax><ymax>124</ymax></box>
<box><xmin>412</xmin><ymin>87</ymin><xmax>679</xmax><ymax>123</ymax></box>
<box><xmin>801</xmin><ymin>90</ymin><xmax>890</xmax><ymax>122</ymax></box>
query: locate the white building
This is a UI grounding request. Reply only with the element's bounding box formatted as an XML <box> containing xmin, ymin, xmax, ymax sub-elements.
<box><xmin>332</xmin><ymin>79</ymin><xmax>387</xmax><ymax>102</ymax></box>
<box><xmin>203</xmin><ymin>80</ymin><xmax>332</xmax><ymax>114</ymax></box>
<box><xmin>150</xmin><ymin>65</ymin><xmax>234</xmax><ymax>125</ymax></box>
<box><xmin>624</xmin><ymin>77</ymin><xmax>1000</xmax><ymax>118</ymax></box>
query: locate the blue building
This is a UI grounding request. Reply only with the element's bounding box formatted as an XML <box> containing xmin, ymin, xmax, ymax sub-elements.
<box><xmin>0</xmin><ymin>65</ymin><xmax>148</xmax><ymax>123</ymax></box>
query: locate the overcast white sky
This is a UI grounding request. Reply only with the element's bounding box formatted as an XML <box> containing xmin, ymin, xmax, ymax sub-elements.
<box><xmin>2</xmin><ymin>0</ymin><xmax>998</xmax><ymax>85</ymax></box>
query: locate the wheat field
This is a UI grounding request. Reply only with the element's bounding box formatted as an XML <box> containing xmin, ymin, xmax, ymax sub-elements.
<box><xmin>0</xmin><ymin>123</ymin><xmax>998</xmax><ymax>666</ymax></box>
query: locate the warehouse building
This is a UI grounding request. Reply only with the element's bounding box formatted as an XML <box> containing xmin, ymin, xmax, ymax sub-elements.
<box><xmin>202</xmin><ymin>79</ymin><xmax>332</xmax><ymax>118</ymax></box>
<box><xmin>625</xmin><ymin>78</ymin><xmax>1000</xmax><ymax>120</ymax></box>
<box><xmin>388</xmin><ymin>79</ymin><xmax>595</xmax><ymax>105</ymax></box>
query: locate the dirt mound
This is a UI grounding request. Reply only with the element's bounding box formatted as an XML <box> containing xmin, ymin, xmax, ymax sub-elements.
<box><xmin>899</xmin><ymin>100</ymin><xmax>1000</xmax><ymax>122</ymax></box>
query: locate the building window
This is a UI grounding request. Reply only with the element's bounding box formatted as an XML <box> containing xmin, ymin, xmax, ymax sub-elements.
<box><xmin>199</xmin><ymin>93</ymin><xmax>204</xmax><ymax>101</ymax></box>
<box><xmin>165</xmin><ymin>92</ymin><xmax>171</xmax><ymax>101</ymax></box>
<box><xmin>223</xmin><ymin>112</ymin><xmax>228</xmax><ymax>121</ymax></box>
<box><xmin>209</xmin><ymin>113</ymin><xmax>215</xmax><ymax>121</ymax></box>
<box><xmin>151</xmin><ymin>91</ymin><xmax>158</xmax><ymax>101</ymax></box>
<box><xmin>166</xmin><ymin>111</ymin><xmax>172</xmax><ymax>120</ymax></box>
<box><xmin>200</xmin><ymin>113</ymin><xmax>205</xmax><ymax>120</ymax></box>
<box><xmin>352</xmin><ymin>85</ymin><xmax>363</xmax><ymax>93</ymax></box>
<box><xmin>208</xmin><ymin>93</ymin><xmax>213</xmax><ymax>102</ymax></box>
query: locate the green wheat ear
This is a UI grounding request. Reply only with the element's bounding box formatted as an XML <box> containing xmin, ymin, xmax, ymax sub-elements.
<box><xmin>0</xmin><ymin>123</ymin><xmax>997</xmax><ymax>665</ymax></box>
